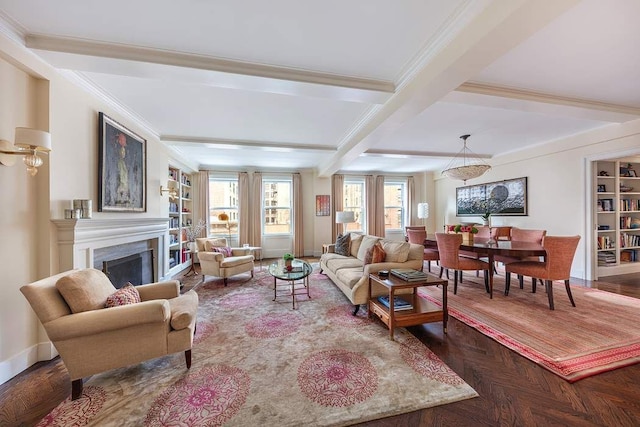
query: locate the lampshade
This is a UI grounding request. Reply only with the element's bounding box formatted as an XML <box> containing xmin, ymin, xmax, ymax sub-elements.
<box><xmin>442</xmin><ymin>134</ymin><xmax>491</xmax><ymax>184</ymax></box>
<box><xmin>335</xmin><ymin>211</ymin><xmax>355</xmax><ymax>224</ymax></box>
<box><xmin>417</xmin><ymin>203</ymin><xmax>429</xmax><ymax>219</ymax></box>
<box><xmin>14</xmin><ymin>127</ymin><xmax>51</xmax><ymax>151</ymax></box>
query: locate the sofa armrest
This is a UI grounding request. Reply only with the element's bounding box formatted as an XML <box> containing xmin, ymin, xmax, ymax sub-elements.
<box><xmin>44</xmin><ymin>300</ymin><xmax>171</xmax><ymax>340</ymax></box>
<box><xmin>137</xmin><ymin>280</ymin><xmax>180</xmax><ymax>300</ymax></box>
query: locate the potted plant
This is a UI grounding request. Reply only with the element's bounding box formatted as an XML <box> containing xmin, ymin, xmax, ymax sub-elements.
<box><xmin>481</xmin><ymin>212</ymin><xmax>491</xmax><ymax>227</ymax></box>
<box><xmin>283</xmin><ymin>253</ymin><xmax>294</xmax><ymax>270</ymax></box>
<box><xmin>453</xmin><ymin>224</ymin><xmax>478</xmax><ymax>244</ymax></box>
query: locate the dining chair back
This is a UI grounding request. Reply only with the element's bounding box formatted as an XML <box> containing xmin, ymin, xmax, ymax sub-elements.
<box><xmin>435</xmin><ymin>232</ymin><xmax>493</xmax><ymax>298</ymax></box>
<box><xmin>407</xmin><ymin>228</ymin><xmax>440</xmax><ymax>273</ymax></box>
<box><xmin>495</xmin><ymin>228</ymin><xmax>547</xmax><ymax>288</ymax></box>
<box><xmin>505</xmin><ymin>235</ymin><xmax>580</xmax><ymax>309</ymax></box>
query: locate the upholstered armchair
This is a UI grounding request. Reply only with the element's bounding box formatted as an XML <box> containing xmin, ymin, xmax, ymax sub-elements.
<box><xmin>20</xmin><ymin>268</ymin><xmax>198</xmax><ymax>400</ymax></box>
<box><xmin>195</xmin><ymin>237</ymin><xmax>254</xmax><ymax>285</ymax></box>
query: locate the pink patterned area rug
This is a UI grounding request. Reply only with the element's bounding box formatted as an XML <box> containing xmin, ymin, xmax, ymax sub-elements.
<box><xmin>38</xmin><ymin>268</ymin><xmax>476</xmax><ymax>426</ymax></box>
<box><xmin>419</xmin><ymin>275</ymin><xmax>640</xmax><ymax>382</ymax></box>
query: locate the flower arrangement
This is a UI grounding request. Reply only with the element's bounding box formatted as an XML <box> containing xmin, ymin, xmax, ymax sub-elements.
<box><xmin>185</xmin><ymin>219</ymin><xmax>206</xmax><ymax>242</ymax></box>
<box><xmin>283</xmin><ymin>253</ymin><xmax>294</xmax><ymax>261</ymax></box>
<box><xmin>447</xmin><ymin>224</ymin><xmax>478</xmax><ymax>234</ymax></box>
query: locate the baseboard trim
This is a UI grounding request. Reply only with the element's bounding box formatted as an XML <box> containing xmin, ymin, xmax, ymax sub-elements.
<box><xmin>0</xmin><ymin>341</ymin><xmax>58</xmax><ymax>385</ymax></box>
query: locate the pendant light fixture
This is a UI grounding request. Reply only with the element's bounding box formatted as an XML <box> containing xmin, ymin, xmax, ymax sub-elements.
<box><xmin>441</xmin><ymin>134</ymin><xmax>491</xmax><ymax>184</ymax></box>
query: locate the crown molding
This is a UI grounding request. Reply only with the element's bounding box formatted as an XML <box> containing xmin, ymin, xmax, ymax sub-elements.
<box><xmin>26</xmin><ymin>34</ymin><xmax>395</xmax><ymax>94</ymax></box>
<box><xmin>458</xmin><ymin>82</ymin><xmax>640</xmax><ymax>118</ymax></box>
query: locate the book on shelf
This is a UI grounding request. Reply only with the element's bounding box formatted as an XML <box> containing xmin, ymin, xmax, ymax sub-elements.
<box><xmin>390</xmin><ymin>268</ymin><xmax>430</xmax><ymax>282</ymax></box>
<box><xmin>377</xmin><ymin>295</ymin><xmax>413</xmax><ymax>311</ymax></box>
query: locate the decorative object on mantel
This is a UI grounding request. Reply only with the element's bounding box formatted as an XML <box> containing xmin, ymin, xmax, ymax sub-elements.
<box><xmin>98</xmin><ymin>112</ymin><xmax>146</xmax><ymax>213</ymax></box>
<box><xmin>441</xmin><ymin>134</ymin><xmax>491</xmax><ymax>184</ymax></box>
<box><xmin>73</xmin><ymin>199</ymin><xmax>93</xmax><ymax>219</ymax></box>
<box><xmin>0</xmin><ymin>127</ymin><xmax>51</xmax><ymax>176</ymax></box>
<box><xmin>185</xmin><ymin>219</ymin><xmax>206</xmax><ymax>251</ymax></box>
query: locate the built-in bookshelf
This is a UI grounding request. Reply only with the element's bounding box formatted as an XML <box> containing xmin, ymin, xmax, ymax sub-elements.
<box><xmin>595</xmin><ymin>159</ymin><xmax>640</xmax><ymax>277</ymax></box>
<box><xmin>167</xmin><ymin>166</ymin><xmax>193</xmax><ymax>275</ymax></box>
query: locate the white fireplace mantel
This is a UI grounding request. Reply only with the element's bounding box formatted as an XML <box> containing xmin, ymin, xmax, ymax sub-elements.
<box><xmin>52</xmin><ymin>218</ymin><xmax>169</xmax><ymax>278</ymax></box>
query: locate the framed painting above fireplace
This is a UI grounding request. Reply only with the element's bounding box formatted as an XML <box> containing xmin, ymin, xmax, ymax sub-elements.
<box><xmin>98</xmin><ymin>112</ymin><xmax>147</xmax><ymax>212</ymax></box>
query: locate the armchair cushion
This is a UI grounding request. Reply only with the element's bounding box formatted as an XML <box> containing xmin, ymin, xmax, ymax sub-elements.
<box><xmin>168</xmin><ymin>290</ymin><xmax>198</xmax><ymax>330</ymax></box>
<box><xmin>105</xmin><ymin>283</ymin><xmax>141</xmax><ymax>308</ymax></box>
<box><xmin>56</xmin><ymin>268</ymin><xmax>116</xmax><ymax>313</ymax></box>
<box><xmin>220</xmin><ymin>255</ymin><xmax>254</xmax><ymax>267</ymax></box>
<box><xmin>204</xmin><ymin>238</ymin><xmax>228</xmax><ymax>252</ymax></box>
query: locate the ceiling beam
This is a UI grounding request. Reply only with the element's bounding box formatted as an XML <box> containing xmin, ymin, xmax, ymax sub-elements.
<box><xmin>317</xmin><ymin>0</ymin><xmax>582</xmax><ymax>177</ymax></box>
<box><xmin>25</xmin><ymin>35</ymin><xmax>394</xmax><ymax>93</ymax></box>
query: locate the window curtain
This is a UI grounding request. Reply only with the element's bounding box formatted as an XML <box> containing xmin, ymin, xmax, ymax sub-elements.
<box><xmin>373</xmin><ymin>175</ymin><xmax>386</xmax><ymax>237</ymax></box>
<box><xmin>331</xmin><ymin>174</ymin><xmax>344</xmax><ymax>238</ymax></box>
<box><xmin>407</xmin><ymin>176</ymin><xmax>415</xmax><ymax>227</ymax></box>
<box><xmin>193</xmin><ymin>171</ymin><xmax>210</xmax><ymax>238</ymax></box>
<box><xmin>238</xmin><ymin>172</ymin><xmax>249</xmax><ymax>246</ymax></box>
<box><xmin>292</xmin><ymin>173</ymin><xmax>303</xmax><ymax>257</ymax></box>
<box><xmin>365</xmin><ymin>175</ymin><xmax>375</xmax><ymax>235</ymax></box>
<box><xmin>250</xmin><ymin>172</ymin><xmax>262</xmax><ymax>247</ymax></box>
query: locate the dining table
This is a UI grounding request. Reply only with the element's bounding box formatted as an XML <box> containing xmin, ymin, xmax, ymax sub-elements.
<box><xmin>424</xmin><ymin>236</ymin><xmax>547</xmax><ymax>297</ymax></box>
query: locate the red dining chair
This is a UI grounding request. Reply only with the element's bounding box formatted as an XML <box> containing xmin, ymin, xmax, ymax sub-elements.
<box><xmin>495</xmin><ymin>228</ymin><xmax>546</xmax><ymax>287</ymax></box>
<box><xmin>504</xmin><ymin>235</ymin><xmax>580</xmax><ymax>310</ymax></box>
<box><xmin>436</xmin><ymin>232</ymin><xmax>493</xmax><ymax>298</ymax></box>
<box><xmin>406</xmin><ymin>228</ymin><xmax>440</xmax><ymax>274</ymax></box>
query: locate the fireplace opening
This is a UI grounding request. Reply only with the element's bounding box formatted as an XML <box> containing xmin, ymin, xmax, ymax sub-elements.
<box><xmin>103</xmin><ymin>249</ymin><xmax>154</xmax><ymax>288</ymax></box>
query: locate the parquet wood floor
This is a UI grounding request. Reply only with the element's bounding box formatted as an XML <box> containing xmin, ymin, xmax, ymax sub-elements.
<box><xmin>2</xmin><ymin>263</ymin><xmax>639</xmax><ymax>426</ymax></box>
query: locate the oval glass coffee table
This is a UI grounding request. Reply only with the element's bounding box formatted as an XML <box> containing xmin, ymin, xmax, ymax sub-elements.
<box><xmin>268</xmin><ymin>259</ymin><xmax>313</xmax><ymax>309</ymax></box>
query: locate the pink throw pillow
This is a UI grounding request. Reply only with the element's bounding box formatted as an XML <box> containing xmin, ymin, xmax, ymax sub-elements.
<box><xmin>105</xmin><ymin>283</ymin><xmax>141</xmax><ymax>308</ymax></box>
<box><xmin>212</xmin><ymin>246</ymin><xmax>233</xmax><ymax>257</ymax></box>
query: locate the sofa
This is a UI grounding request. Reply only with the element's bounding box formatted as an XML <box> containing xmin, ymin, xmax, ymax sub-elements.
<box><xmin>195</xmin><ymin>237</ymin><xmax>254</xmax><ymax>285</ymax></box>
<box><xmin>320</xmin><ymin>233</ymin><xmax>424</xmax><ymax>314</ymax></box>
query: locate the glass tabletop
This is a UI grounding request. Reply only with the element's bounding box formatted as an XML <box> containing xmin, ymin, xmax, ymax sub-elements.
<box><xmin>268</xmin><ymin>258</ymin><xmax>313</xmax><ymax>280</ymax></box>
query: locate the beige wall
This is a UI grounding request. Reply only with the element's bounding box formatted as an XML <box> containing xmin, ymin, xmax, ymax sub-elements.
<box><xmin>0</xmin><ymin>33</ymin><xmax>176</xmax><ymax>384</ymax></box>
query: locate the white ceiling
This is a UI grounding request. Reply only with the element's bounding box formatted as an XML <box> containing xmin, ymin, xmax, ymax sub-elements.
<box><xmin>1</xmin><ymin>0</ymin><xmax>639</xmax><ymax>176</ymax></box>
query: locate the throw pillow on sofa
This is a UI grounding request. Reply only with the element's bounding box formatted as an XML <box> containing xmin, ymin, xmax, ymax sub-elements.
<box><xmin>381</xmin><ymin>241</ymin><xmax>411</xmax><ymax>263</ymax></box>
<box><xmin>364</xmin><ymin>242</ymin><xmax>386</xmax><ymax>265</ymax></box>
<box><xmin>357</xmin><ymin>235</ymin><xmax>380</xmax><ymax>261</ymax></box>
<box><xmin>212</xmin><ymin>246</ymin><xmax>233</xmax><ymax>257</ymax></box>
<box><xmin>335</xmin><ymin>233</ymin><xmax>351</xmax><ymax>256</ymax></box>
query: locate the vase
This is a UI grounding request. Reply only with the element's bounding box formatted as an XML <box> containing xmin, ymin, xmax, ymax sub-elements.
<box><xmin>285</xmin><ymin>259</ymin><xmax>292</xmax><ymax>268</ymax></box>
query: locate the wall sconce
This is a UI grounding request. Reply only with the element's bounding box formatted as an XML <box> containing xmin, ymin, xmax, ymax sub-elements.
<box><xmin>0</xmin><ymin>127</ymin><xmax>52</xmax><ymax>176</ymax></box>
<box><xmin>160</xmin><ymin>185</ymin><xmax>178</xmax><ymax>199</ymax></box>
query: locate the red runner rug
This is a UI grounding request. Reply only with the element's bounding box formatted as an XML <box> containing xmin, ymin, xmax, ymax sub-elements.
<box><xmin>419</xmin><ymin>275</ymin><xmax>640</xmax><ymax>382</ymax></box>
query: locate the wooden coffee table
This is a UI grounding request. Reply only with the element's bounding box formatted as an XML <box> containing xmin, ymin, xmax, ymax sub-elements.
<box><xmin>368</xmin><ymin>273</ymin><xmax>447</xmax><ymax>340</ymax></box>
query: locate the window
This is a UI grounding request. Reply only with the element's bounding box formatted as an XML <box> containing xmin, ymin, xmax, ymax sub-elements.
<box><xmin>209</xmin><ymin>177</ymin><xmax>239</xmax><ymax>238</ymax></box>
<box><xmin>384</xmin><ymin>181</ymin><xmax>406</xmax><ymax>231</ymax></box>
<box><xmin>343</xmin><ymin>179</ymin><xmax>365</xmax><ymax>233</ymax></box>
<box><xmin>263</xmin><ymin>179</ymin><xmax>291</xmax><ymax>235</ymax></box>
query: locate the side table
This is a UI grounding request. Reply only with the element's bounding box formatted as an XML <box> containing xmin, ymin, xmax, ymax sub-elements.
<box><xmin>245</xmin><ymin>246</ymin><xmax>263</xmax><ymax>270</ymax></box>
<box><xmin>184</xmin><ymin>249</ymin><xmax>198</xmax><ymax>276</ymax></box>
<box><xmin>368</xmin><ymin>273</ymin><xmax>447</xmax><ymax>340</ymax></box>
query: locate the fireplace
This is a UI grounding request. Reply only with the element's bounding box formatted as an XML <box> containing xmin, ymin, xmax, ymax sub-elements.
<box><xmin>52</xmin><ymin>218</ymin><xmax>170</xmax><ymax>280</ymax></box>
<box><xmin>101</xmin><ymin>249</ymin><xmax>155</xmax><ymax>288</ymax></box>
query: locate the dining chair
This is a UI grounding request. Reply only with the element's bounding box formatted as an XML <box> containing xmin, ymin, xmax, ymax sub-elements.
<box><xmin>406</xmin><ymin>228</ymin><xmax>440</xmax><ymax>273</ymax></box>
<box><xmin>435</xmin><ymin>232</ymin><xmax>492</xmax><ymax>298</ymax></box>
<box><xmin>459</xmin><ymin>225</ymin><xmax>496</xmax><ymax>277</ymax></box>
<box><xmin>495</xmin><ymin>228</ymin><xmax>547</xmax><ymax>287</ymax></box>
<box><xmin>504</xmin><ymin>235</ymin><xmax>580</xmax><ymax>310</ymax></box>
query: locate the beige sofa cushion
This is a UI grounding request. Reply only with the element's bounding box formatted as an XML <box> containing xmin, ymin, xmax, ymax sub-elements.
<box><xmin>382</xmin><ymin>241</ymin><xmax>411</xmax><ymax>263</ymax></box>
<box><xmin>357</xmin><ymin>235</ymin><xmax>380</xmax><ymax>261</ymax></box>
<box><xmin>349</xmin><ymin>233</ymin><xmax>364</xmax><ymax>258</ymax></box>
<box><xmin>56</xmin><ymin>269</ymin><xmax>116</xmax><ymax>313</ymax></box>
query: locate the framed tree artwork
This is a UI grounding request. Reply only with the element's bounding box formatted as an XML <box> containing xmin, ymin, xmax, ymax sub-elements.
<box><xmin>98</xmin><ymin>112</ymin><xmax>147</xmax><ymax>212</ymax></box>
<box><xmin>456</xmin><ymin>177</ymin><xmax>528</xmax><ymax>216</ymax></box>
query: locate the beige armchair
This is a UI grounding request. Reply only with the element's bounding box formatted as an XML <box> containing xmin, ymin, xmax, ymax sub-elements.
<box><xmin>20</xmin><ymin>268</ymin><xmax>198</xmax><ymax>400</ymax></box>
<box><xmin>195</xmin><ymin>237</ymin><xmax>254</xmax><ymax>285</ymax></box>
